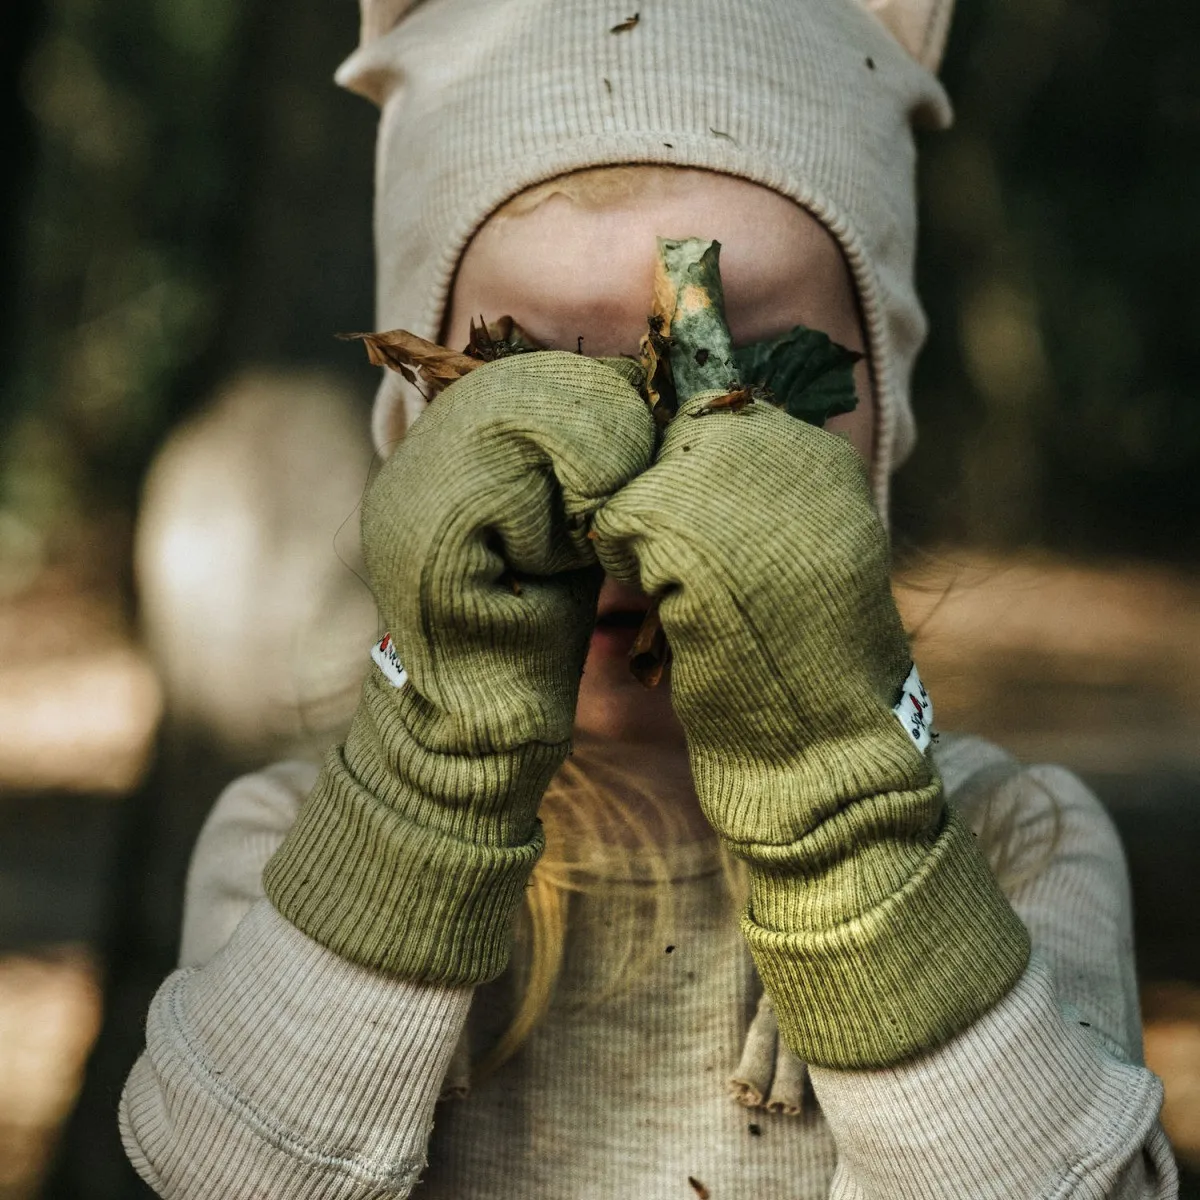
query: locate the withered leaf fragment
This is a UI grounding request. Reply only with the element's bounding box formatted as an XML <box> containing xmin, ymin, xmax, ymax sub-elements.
<box><xmin>687</xmin><ymin>384</ymin><xmax>769</xmax><ymax>416</ymax></box>
<box><xmin>465</xmin><ymin>314</ymin><xmax>540</xmax><ymax>362</ymax></box>
<box><xmin>638</xmin><ymin>312</ymin><xmax>677</xmax><ymax>428</ymax></box>
<box><xmin>340</xmin><ymin>316</ymin><xmax>543</xmax><ymax>400</ymax></box>
<box><xmin>688</xmin><ymin>1178</ymin><xmax>711</xmax><ymax>1200</ymax></box>
<box><xmin>610</xmin><ymin>12</ymin><xmax>640</xmax><ymax>32</ymax></box>
<box><xmin>339</xmin><ymin>329</ymin><xmax>480</xmax><ymax>394</ymax></box>
<box><xmin>629</xmin><ymin>599</ymin><xmax>671</xmax><ymax>688</ymax></box>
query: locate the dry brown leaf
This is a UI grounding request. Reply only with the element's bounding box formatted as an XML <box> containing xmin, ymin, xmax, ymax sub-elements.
<box><xmin>639</xmin><ymin>313</ymin><xmax>677</xmax><ymax>428</ymax></box>
<box><xmin>610</xmin><ymin>12</ymin><xmax>640</xmax><ymax>32</ymax></box>
<box><xmin>340</xmin><ymin>316</ymin><xmax>544</xmax><ymax>399</ymax></box>
<box><xmin>630</xmin><ymin>599</ymin><xmax>671</xmax><ymax>687</ymax></box>
<box><xmin>339</xmin><ymin>328</ymin><xmax>480</xmax><ymax>393</ymax></box>
<box><xmin>465</xmin><ymin>314</ymin><xmax>541</xmax><ymax>361</ymax></box>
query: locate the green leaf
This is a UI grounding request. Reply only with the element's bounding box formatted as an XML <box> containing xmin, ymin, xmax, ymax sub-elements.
<box><xmin>732</xmin><ymin>325</ymin><xmax>863</xmax><ymax>426</ymax></box>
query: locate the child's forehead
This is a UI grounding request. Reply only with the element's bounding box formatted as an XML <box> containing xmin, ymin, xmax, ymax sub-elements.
<box><xmin>454</xmin><ymin>172</ymin><xmax>859</xmax><ymax>351</ymax></box>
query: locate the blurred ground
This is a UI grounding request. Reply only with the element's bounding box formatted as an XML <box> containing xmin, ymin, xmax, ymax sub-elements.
<box><xmin>0</xmin><ymin>540</ymin><xmax>1198</xmax><ymax>1196</ymax></box>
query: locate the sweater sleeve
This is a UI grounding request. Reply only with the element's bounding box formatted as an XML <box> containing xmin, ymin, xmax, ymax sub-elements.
<box><xmin>120</xmin><ymin>765</ymin><xmax>472</xmax><ymax>1199</ymax></box>
<box><xmin>808</xmin><ymin>754</ymin><xmax>1179</xmax><ymax>1199</ymax></box>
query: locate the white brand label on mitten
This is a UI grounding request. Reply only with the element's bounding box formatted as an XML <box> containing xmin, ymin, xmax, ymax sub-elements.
<box><xmin>370</xmin><ymin>633</ymin><xmax>408</xmax><ymax>690</ymax></box>
<box><xmin>892</xmin><ymin>663</ymin><xmax>933</xmax><ymax>752</ymax></box>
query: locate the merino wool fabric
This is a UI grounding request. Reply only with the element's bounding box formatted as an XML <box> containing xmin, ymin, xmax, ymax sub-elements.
<box><xmin>334</xmin><ymin>0</ymin><xmax>954</xmax><ymax>516</ymax></box>
<box><xmin>592</xmin><ymin>398</ymin><xmax>1030</xmax><ymax>1065</ymax></box>
<box><xmin>263</xmin><ymin>354</ymin><xmax>655</xmax><ymax>984</ymax></box>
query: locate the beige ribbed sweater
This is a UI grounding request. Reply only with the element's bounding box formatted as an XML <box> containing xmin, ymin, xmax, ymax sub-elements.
<box><xmin>120</xmin><ymin>735</ymin><xmax>1178</xmax><ymax>1198</ymax></box>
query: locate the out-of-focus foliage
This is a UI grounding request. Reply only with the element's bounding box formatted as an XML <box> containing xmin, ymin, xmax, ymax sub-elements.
<box><xmin>0</xmin><ymin>0</ymin><xmax>375</xmax><ymax>597</ymax></box>
<box><xmin>3</xmin><ymin>0</ymin><xmax>243</xmax><ymax>578</ymax></box>
<box><xmin>2</xmin><ymin>0</ymin><xmax>1198</xmax><ymax>577</ymax></box>
<box><xmin>897</xmin><ymin>0</ymin><xmax>1200</xmax><ymax>562</ymax></box>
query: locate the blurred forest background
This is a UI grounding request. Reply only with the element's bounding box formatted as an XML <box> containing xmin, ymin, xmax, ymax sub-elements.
<box><xmin>0</xmin><ymin>0</ymin><xmax>1198</xmax><ymax>1196</ymax></box>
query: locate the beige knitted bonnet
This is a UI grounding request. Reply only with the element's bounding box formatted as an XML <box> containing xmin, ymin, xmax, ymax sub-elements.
<box><xmin>338</xmin><ymin>0</ymin><xmax>956</xmax><ymax>514</ymax></box>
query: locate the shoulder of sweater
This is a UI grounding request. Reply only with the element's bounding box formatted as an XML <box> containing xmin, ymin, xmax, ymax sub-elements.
<box><xmin>934</xmin><ymin>732</ymin><xmax>1122</xmax><ymax>860</ymax></box>
<box><xmin>191</xmin><ymin>758</ymin><xmax>322</xmax><ymax>856</ymax></box>
<box><xmin>220</xmin><ymin>757</ymin><xmax>322</xmax><ymax>808</ymax></box>
<box><xmin>254</xmin><ymin>757</ymin><xmax>323</xmax><ymax>797</ymax></box>
<box><xmin>932</xmin><ymin>731</ymin><xmax>1018</xmax><ymax>796</ymax></box>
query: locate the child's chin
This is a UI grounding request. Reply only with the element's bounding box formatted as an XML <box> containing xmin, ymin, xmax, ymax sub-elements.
<box><xmin>575</xmin><ymin>656</ymin><xmax>681</xmax><ymax>747</ymax></box>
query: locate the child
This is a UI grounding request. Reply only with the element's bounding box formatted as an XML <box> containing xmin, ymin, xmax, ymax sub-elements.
<box><xmin>119</xmin><ymin>0</ymin><xmax>1179</xmax><ymax>1195</ymax></box>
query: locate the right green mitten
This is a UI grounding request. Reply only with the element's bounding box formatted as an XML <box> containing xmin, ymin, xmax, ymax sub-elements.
<box><xmin>591</xmin><ymin>394</ymin><xmax>1030</xmax><ymax>1068</ymax></box>
<box><xmin>264</xmin><ymin>351</ymin><xmax>654</xmax><ymax>986</ymax></box>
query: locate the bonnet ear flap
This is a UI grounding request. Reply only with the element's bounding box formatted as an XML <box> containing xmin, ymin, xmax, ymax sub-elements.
<box><xmin>855</xmin><ymin>0</ymin><xmax>956</xmax><ymax>72</ymax></box>
<box><xmin>334</xmin><ymin>0</ymin><xmax>420</xmax><ymax>104</ymax></box>
<box><xmin>358</xmin><ymin>0</ymin><xmax>420</xmax><ymax>45</ymax></box>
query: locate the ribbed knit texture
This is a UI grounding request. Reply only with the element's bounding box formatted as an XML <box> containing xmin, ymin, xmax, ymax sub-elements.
<box><xmin>263</xmin><ymin>353</ymin><xmax>655</xmax><ymax>983</ymax></box>
<box><xmin>179</xmin><ymin>760</ymin><xmax>320</xmax><ymax>968</ymax></box>
<box><xmin>592</xmin><ymin>397</ymin><xmax>1030</xmax><ymax>1066</ymax></box>
<box><xmin>121</xmin><ymin>900</ymin><xmax>473</xmax><ymax>1198</ymax></box>
<box><xmin>336</xmin><ymin>0</ymin><xmax>953</xmax><ymax>515</ymax></box>
<box><xmin>121</xmin><ymin>738</ymin><xmax>1176</xmax><ymax>1198</ymax></box>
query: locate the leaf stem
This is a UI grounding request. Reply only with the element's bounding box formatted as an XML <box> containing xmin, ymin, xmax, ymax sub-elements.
<box><xmin>630</xmin><ymin>237</ymin><xmax>738</xmax><ymax>687</ymax></box>
<box><xmin>652</xmin><ymin>238</ymin><xmax>737</xmax><ymax>401</ymax></box>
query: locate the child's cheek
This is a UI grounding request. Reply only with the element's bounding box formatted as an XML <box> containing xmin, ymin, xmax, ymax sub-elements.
<box><xmin>825</xmin><ymin>377</ymin><xmax>876</xmax><ymax>468</ymax></box>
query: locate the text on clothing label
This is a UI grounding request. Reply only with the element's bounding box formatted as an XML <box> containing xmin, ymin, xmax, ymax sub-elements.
<box><xmin>371</xmin><ymin>633</ymin><xmax>409</xmax><ymax>690</ymax></box>
<box><xmin>892</xmin><ymin>662</ymin><xmax>933</xmax><ymax>752</ymax></box>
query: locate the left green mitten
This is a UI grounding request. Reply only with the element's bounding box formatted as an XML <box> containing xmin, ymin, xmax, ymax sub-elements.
<box><xmin>591</xmin><ymin>396</ymin><xmax>1030</xmax><ymax>1068</ymax></box>
<box><xmin>264</xmin><ymin>352</ymin><xmax>654</xmax><ymax>985</ymax></box>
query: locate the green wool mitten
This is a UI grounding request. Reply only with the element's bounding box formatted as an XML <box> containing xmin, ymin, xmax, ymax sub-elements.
<box><xmin>264</xmin><ymin>352</ymin><xmax>654</xmax><ymax>985</ymax></box>
<box><xmin>591</xmin><ymin>396</ymin><xmax>1030</xmax><ymax>1068</ymax></box>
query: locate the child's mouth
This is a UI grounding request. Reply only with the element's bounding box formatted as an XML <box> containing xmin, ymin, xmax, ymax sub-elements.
<box><xmin>589</xmin><ymin>607</ymin><xmax>649</xmax><ymax>658</ymax></box>
<box><xmin>594</xmin><ymin>609</ymin><xmax>647</xmax><ymax>630</ymax></box>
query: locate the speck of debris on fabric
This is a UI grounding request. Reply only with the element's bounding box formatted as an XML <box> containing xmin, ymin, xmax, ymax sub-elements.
<box><xmin>688</xmin><ymin>1177</ymin><xmax>711</xmax><ymax>1199</ymax></box>
<box><xmin>748</xmin><ymin>1122</ymin><xmax>762</xmax><ymax>1136</ymax></box>
<box><xmin>610</xmin><ymin>12</ymin><xmax>640</xmax><ymax>33</ymax></box>
<box><xmin>866</xmin><ymin>56</ymin><xmax>876</xmax><ymax>69</ymax></box>
<box><xmin>665</xmin><ymin>945</ymin><xmax>676</xmax><ymax>953</ymax></box>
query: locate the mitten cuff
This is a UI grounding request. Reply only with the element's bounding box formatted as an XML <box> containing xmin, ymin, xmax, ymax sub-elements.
<box><xmin>263</xmin><ymin>745</ymin><xmax>544</xmax><ymax>985</ymax></box>
<box><xmin>741</xmin><ymin>806</ymin><xmax>1031</xmax><ymax>1069</ymax></box>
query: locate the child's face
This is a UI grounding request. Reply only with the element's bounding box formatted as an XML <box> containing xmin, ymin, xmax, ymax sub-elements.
<box><xmin>442</xmin><ymin>172</ymin><xmax>875</xmax><ymax>748</ymax></box>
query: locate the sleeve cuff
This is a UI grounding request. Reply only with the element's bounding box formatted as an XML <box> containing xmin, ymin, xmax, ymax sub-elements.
<box><xmin>809</xmin><ymin>953</ymin><xmax>1175</xmax><ymax>1198</ymax></box>
<box><xmin>121</xmin><ymin>899</ymin><xmax>472</xmax><ymax>1198</ymax></box>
